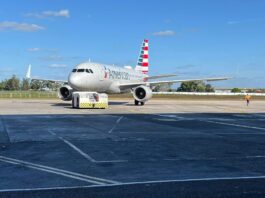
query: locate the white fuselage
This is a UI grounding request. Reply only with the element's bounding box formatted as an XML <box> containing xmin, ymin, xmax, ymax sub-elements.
<box><xmin>68</xmin><ymin>62</ymin><xmax>146</xmax><ymax>93</ymax></box>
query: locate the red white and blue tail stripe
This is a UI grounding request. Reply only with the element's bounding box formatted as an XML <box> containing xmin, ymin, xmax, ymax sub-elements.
<box><xmin>135</xmin><ymin>39</ymin><xmax>149</xmax><ymax>74</ymax></box>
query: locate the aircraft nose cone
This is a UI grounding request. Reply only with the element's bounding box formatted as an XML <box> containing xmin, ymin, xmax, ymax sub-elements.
<box><xmin>69</xmin><ymin>74</ymin><xmax>80</xmax><ymax>89</ymax></box>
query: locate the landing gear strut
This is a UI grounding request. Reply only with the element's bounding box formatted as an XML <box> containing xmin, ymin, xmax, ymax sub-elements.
<box><xmin>134</xmin><ymin>100</ymin><xmax>145</xmax><ymax>106</ymax></box>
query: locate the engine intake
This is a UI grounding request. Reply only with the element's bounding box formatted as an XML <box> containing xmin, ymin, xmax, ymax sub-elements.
<box><xmin>58</xmin><ymin>85</ymin><xmax>73</xmax><ymax>101</ymax></box>
<box><xmin>133</xmin><ymin>85</ymin><xmax>153</xmax><ymax>102</ymax></box>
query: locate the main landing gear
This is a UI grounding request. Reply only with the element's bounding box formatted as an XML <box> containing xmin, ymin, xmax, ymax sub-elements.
<box><xmin>134</xmin><ymin>100</ymin><xmax>145</xmax><ymax>106</ymax></box>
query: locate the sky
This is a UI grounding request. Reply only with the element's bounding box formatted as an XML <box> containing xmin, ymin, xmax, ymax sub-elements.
<box><xmin>0</xmin><ymin>0</ymin><xmax>265</xmax><ymax>88</ymax></box>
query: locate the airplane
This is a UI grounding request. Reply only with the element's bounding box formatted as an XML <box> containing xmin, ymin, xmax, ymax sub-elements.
<box><xmin>27</xmin><ymin>39</ymin><xmax>230</xmax><ymax>106</ymax></box>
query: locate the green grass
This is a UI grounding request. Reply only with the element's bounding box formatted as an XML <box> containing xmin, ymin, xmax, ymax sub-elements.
<box><xmin>0</xmin><ymin>91</ymin><xmax>57</xmax><ymax>99</ymax></box>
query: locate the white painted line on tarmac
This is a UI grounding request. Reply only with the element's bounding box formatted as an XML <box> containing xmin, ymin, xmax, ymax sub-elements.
<box><xmin>154</xmin><ymin>118</ymin><xmax>177</xmax><ymax>122</ymax></box>
<box><xmin>48</xmin><ymin>130</ymin><xmax>127</xmax><ymax>163</ymax></box>
<box><xmin>116</xmin><ymin>116</ymin><xmax>123</xmax><ymax>124</ymax></box>
<box><xmin>59</xmin><ymin>137</ymin><xmax>97</xmax><ymax>162</ymax></box>
<box><xmin>204</xmin><ymin>120</ymin><xmax>265</xmax><ymax>131</ymax></box>
<box><xmin>3</xmin><ymin>174</ymin><xmax>265</xmax><ymax>193</ymax></box>
<box><xmin>0</xmin><ymin>156</ymin><xmax>118</xmax><ymax>185</ymax></box>
<box><xmin>0</xmin><ymin>159</ymin><xmax>104</xmax><ymax>185</ymax></box>
<box><xmin>214</xmin><ymin>132</ymin><xmax>265</xmax><ymax>135</ymax></box>
<box><xmin>48</xmin><ymin>130</ymin><xmax>97</xmax><ymax>162</ymax></box>
<box><xmin>108</xmin><ymin>116</ymin><xmax>123</xmax><ymax>133</ymax></box>
<box><xmin>164</xmin><ymin>155</ymin><xmax>265</xmax><ymax>161</ymax></box>
<box><xmin>115</xmin><ymin>175</ymin><xmax>265</xmax><ymax>186</ymax></box>
<box><xmin>157</xmin><ymin>114</ymin><xmax>185</xmax><ymax>119</ymax></box>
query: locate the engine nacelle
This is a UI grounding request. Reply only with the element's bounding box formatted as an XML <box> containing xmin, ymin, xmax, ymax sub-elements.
<box><xmin>58</xmin><ymin>85</ymin><xmax>73</xmax><ymax>101</ymax></box>
<box><xmin>133</xmin><ymin>85</ymin><xmax>153</xmax><ymax>102</ymax></box>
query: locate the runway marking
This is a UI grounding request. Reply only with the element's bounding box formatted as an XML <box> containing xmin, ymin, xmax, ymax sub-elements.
<box><xmin>154</xmin><ymin>118</ymin><xmax>177</xmax><ymax>122</ymax></box>
<box><xmin>204</xmin><ymin>120</ymin><xmax>265</xmax><ymax>131</ymax></box>
<box><xmin>48</xmin><ymin>130</ymin><xmax>127</xmax><ymax>163</ymax></box>
<box><xmin>114</xmin><ymin>175</ymin><xmax>265</xmax><ymax>186</ymax></box>
<box><xmin>210</xmin><ymin>118</ymin><xmax>235</xmax><ymax>121</ymax></box>
<box><xmin>3</xmin><ymin>175</ymin><xmax>265</xmax><ymax>193</ymax></box>
<box><xmin>164</xmin><ymin>155</ymin><xmax>265</xmax><ymax>161</ymax></box>
<box><xmin>0</xmin><ymin>115</ymin><xmax>10</xmax><ymax>144</ymax></box>
<box><xmin>48</xmin><ymin>130</ymin><xmax>97</xmax><ymax>162</ymax></box>
<box><xmin>214</xmin><ymin>133</ymin><xmax>265</xmax><ymax>135</ymax></box>
<box><xmin>157</xmin><ymin>114</ymin><xmax>185</xmax><ymax>119</ymax></box>
<box><xmin>0</xmin><ymin>156</ymin><xmax>118</xmax><ymax>185</ymax></box>
<box><xmin>108</xmin><ymin>116</ymin><xmax>123</xmax><ymax>133</ymax></box>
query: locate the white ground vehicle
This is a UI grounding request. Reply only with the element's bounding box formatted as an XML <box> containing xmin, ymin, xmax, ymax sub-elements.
<box><xmin>72</xmin><ymin>92</ymin><xmax>108</xmax><ymax>109</ymax></box>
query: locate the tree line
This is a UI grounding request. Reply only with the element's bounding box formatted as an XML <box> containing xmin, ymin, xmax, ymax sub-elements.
<box><xmin>153</xmin><ymin>81</ymin><xmax>215</xmax><ymax>92</ymax></box>
<box><xmin>0</xmin><ymin>75</ymin><xmax>61</xmax><ymax>91</ymax></box>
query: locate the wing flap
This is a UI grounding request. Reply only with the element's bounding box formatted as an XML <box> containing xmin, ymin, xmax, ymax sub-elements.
<box><xmin>31</xmin><ymin>78</ymin><xmax>67</xmax><ymax>84</ymax></box>
<box><xmin>145</xmin><ymin>74</ymin><xmax>177</xmax><ymax>80</ymax></box>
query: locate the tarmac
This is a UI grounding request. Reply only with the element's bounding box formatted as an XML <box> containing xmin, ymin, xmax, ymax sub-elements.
<box><xmin>0</xmin><ymin>99</ymin><xmax>265</xmax><ymax>197</ymax></box>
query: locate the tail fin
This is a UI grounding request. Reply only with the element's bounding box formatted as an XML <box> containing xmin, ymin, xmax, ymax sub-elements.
<box><xmin>26</xmin><ymin>64</ymin><xmax>31</xmax><ymax>79</ymax></box>
<box><xmin>135</xmin><ymin>39</ymin><xmax>149</xmax><ymax>74</ymax></box>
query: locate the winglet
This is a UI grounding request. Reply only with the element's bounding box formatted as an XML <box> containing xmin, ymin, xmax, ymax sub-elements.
<box><xmin>26</xmin><ymin>64</ymin><xmax>31</xmax><ymax>79</ymax></box>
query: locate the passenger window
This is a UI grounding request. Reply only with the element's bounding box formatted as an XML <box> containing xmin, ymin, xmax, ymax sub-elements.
<box><xmin>86</xmin><ymin>69</ymin><xmax>90</xmax><ymax>73</ymax></box>
<box><xmin>72</xmin><ymin>69</ymin><xmax>77</xmax><ymax>72</ymax></box>
<box><xmin>89</xmin><ymin>69</ymin><xmax>93</xmax><ymax>73</ymax></box>
<box><xmin>77</xmin><ymin>69</ymin><xmax>85</xmax><ymax>72</ymax></box>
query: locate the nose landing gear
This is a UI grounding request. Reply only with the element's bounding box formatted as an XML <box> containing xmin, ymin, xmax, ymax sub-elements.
<box><xmin>134</xmin><ymin>100</ymin><xmax>145</xmax><ymax>106</ymax></box>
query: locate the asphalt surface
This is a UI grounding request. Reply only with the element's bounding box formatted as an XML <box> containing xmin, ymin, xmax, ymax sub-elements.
<box><xmin>0</xmin><ymin>99</ymin><xmax>265</xmax><ymax>197</ymax></box>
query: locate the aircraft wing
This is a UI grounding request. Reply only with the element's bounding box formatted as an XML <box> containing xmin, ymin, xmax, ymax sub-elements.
<box><xmin>119</xmin><ymin>77</ymin><xmax>231</xmax><ymax>90</ymax></box>
<box><xmin>145</xmin><ymin>74</ymin><xmax>177</xmax><ymax>80</ymax></box>
<box><xmin>26</xmin><ymin>64</ymin><xmax>67</xmax><ymax>83</ymax></box>
<box><xmin>31</xmin><ymin>78</ymin><xmax>67</xmax><ymax>84</ymax></box>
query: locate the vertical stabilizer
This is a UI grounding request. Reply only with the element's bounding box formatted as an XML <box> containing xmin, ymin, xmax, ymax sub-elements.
<box><xmin>135</xmin><ymin>39</ymin><xmax>149</xmax><ymax>74</ymax></box>
<box><xmin>26</xmin><ymin>64</ymin><xmax>31</xmax><ymax>79</ymax></box>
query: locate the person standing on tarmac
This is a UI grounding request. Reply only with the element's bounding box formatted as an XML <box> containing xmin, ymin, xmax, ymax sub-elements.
<box><xmin>244</xmin><ymin>94</ymin><xmax>251</xmax><ymax>106</ymax></box>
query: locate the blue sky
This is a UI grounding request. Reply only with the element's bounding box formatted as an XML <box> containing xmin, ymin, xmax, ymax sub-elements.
<box><xmin>0</xmin><ymin>0</ymin><xmax>265</xmax><ymax>88</ymax></box>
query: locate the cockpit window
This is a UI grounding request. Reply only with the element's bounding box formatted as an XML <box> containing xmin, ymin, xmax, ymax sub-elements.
<box><xmin>77</xmin><ymin>69</ymin><xmax>85</xmax><ymax>72</ymax></box>
<box><xmin>72</xmin><ymin>69</ymin><xmax>77</xmax><ymax>72</ymax></box>
<box><xmin>85</xmin><ymin>69</ymin><xmax>93</xmax><ymax>73</ymax></box>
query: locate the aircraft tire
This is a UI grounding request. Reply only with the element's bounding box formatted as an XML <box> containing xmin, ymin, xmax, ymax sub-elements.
<box><xmin>72</xmin><ymin>99</ymin><xmax>75</xmax><ymax>108</ymax></box>
<box><xmin>134</xmin><ymin>100</ymin><xmax>139</xmax><ymax>106</ymax></box>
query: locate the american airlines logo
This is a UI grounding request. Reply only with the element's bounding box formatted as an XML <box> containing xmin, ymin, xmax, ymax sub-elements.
<box><xmin>109</xmin><ymin>70</ymin><xmax>130</xmax><ymax>80</ymax></box>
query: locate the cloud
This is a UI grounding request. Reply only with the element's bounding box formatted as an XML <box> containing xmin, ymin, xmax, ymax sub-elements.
<box><xmin>0</xmin><ymin>21</ymin><xmax>45</xmax><ymax>32</ymax></box>
<box><xmin>26</xmin><ymin>9</ymin><xmax>70</xmax><ymax>19</ymax></box>
<box><xmin>49</xmin><ymin>64</ymin><xmax>67</xmax><ymax>68</ymax></box>
<box><xmin>227</xmin><ymin>18</ymin><xmax>263</xmax><ymax>25</ymax></box>
<box><xmin>153</xmin><ymin>30</ymin><xmax>176</xmax><ymax>36</ymax></box>
<box><xmin>39</xmin><ymin>55</ymin><xmax>63</xmax><ymax>61</ymax></box>
<box><xmin>27</xmin><ymin>48</ymin><xmax>58</xmax><ymax>53</ymax></box>
<box><xmin>227</xmin><ymin>21</ymin><xmax>240</xmax><ymax>25</ymax></box>
<box><xmin>27</xmin><ymin>48</ymin><xmax>40</xmax><ymax>52</ymax></box>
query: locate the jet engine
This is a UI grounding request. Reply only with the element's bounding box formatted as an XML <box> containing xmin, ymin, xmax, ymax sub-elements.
<box><xmin>133</xmin><ymin>85</ymin><xmax>153</xmax><ymax>104</ymax></box>
<box><xmin>58</xmin><ymin>85</ymin><xmax>73</xmax><ymax>101</ymax></box>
